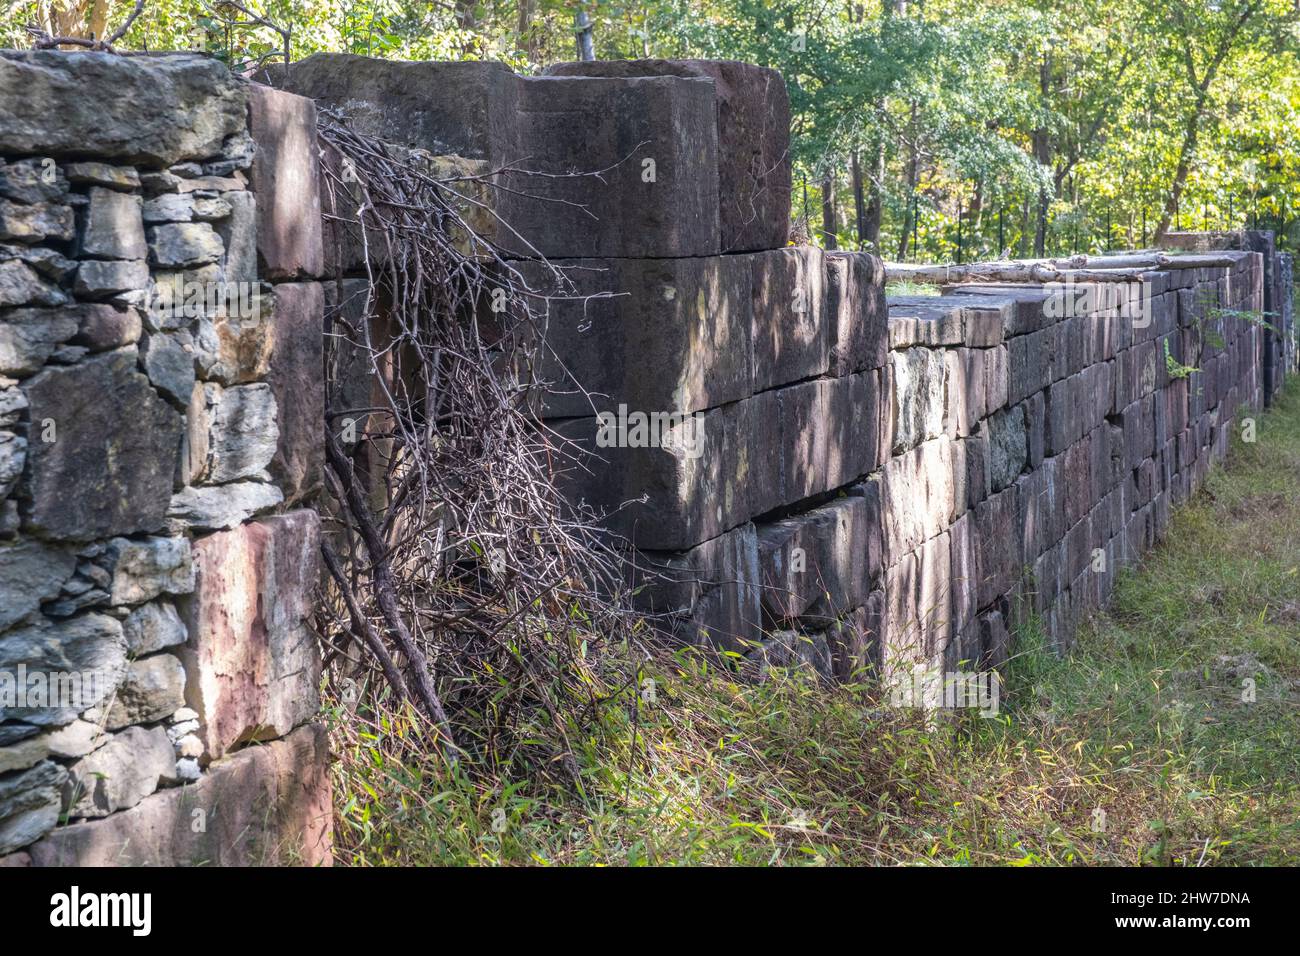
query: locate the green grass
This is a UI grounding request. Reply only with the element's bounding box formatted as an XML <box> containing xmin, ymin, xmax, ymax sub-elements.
<box><xmin>331</xmin><ymin>388</ymin><xmax>1300</xmax><ymax>866</ymax></box>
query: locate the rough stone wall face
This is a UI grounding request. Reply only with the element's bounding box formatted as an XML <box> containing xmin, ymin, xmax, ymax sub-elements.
<box><xmin>266</xmin><ymin>53</ymin><xmax>1285</xmax><ymax>687</ymax></box>
<box><xmin>0</xmin><ymin>53</ymin><xmax>328</xmax><ymax>865</ymax></box>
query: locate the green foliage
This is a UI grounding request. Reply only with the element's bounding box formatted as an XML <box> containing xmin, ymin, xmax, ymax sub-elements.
<box><xmin>7</xmin><ymin>1</ymin><xmax>1298</xmax><ymax>259</ymax></box>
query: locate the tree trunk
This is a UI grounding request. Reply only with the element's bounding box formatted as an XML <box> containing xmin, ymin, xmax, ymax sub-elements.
<box><xmin>821</xmin><ymin>171</ymin><xmax>838</xmax><ymax>250</ymax></box>
<box><xmin>575</xmin><ymin>9</ymin><xmax>595</xmax><ymax>61</ymax></box>
<box><xmin>851</xmin><ymin>152</ymin><xmax>866</xmax><ymax>250</ymax></box>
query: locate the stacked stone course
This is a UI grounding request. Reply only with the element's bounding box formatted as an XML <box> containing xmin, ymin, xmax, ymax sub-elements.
<box><xmin>265</xmin><ymin>54</ymin><xmax>1286</xmax><ymax>688</ymax></box>
<box><xmin>0</xmin><ymin>52</ymin><xmax>329</xmax><ymax>865</ymax></box>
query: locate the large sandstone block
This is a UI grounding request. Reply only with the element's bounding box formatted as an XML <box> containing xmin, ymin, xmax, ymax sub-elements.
<box><xmin>776</xmin><ymin>373</ymin><xmax>874</xmax><ymax>506</ymax></box>
<box><xmin>551</xmin><ymin>401</ymin><xmax>750</xmax><ymax>551</ymax></box>
<box><xmin>248</xmin><ymin>84</ymin><xmax>323</xmax><ymax>280</ymax></box>
<box><xmin>631</xmin><ymin>524</ymin><xmax>760</xmax><ymax>651</ymax></box>
<box><xmin>825</xmin><ymin>252</ymin><xmax>887</xmax><ymax>374</ymax></box>
<box><xmin>498</xmin><ymin>74</ymin><xmax>720</xmax><ymax>258</ymax></box>
<box><xmin>0</xmin><ymin>52</ymin><xmax>246</xmax><ymax>164</ymax></box>
<box><xmin>881</xmin><ymin>436</ymin><xmax>956</xmax><ymax>562</ymax></box>
<box><xmin>266</xmin><ymin>55</ymin><xmax>517</xmax><ymax>160</ymax></box>
<box><xmin>750</xmin><ymin>246</ymin><xmax>827</xmax><ymax>391</ymax></box>
<box><xmin>973</xmin><ymin>484</ymin><xmax>1021</xmax><ymax>610</ymax></box>
<box><xmin>27</xmin><ymin>722</ymin><xmax>331</xmax><ymax>866</ymax></box>
<box><xmin>21</xmin><ymin>348</ymin><xmax>182</xmax><ymax>540</ymax></box>
<box><xmin>525</xmin><ymin>255</ymin><xmax>752</xmax><ymax>418</ymax></box>
<box><xmin>756</xmin><ymin>495</ymin><xmax>870</xmax><ymax>625</ymax></box>
<box><xmin>264</xmin><ymin>282</ymin><xmax>324</xmax><ymax>505</ymax></box>
<box><xmin>889</xmin><ymin>347</ymin><xmax>946</xmax><ymax>453</ymax></box>
<box><xmin>547</xmin><ymin>59</ymin><xmax>791</xmax><ymax>252</ymax></box>
<box><xmin>179</xmin><ymin>511</ymin><xmax>321</xmax><ymax>761</ymax></box>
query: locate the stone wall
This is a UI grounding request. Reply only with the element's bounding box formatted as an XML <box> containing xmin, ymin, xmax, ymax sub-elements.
<box><xmin>0</xmin><ymin>52</ymin><xmax>329</xmax><ymax>865</ymax></box>
<box><xmin>264</xmin><ymin>54</ymin><xmax>1287</xmax><ymax>689</ymax></box>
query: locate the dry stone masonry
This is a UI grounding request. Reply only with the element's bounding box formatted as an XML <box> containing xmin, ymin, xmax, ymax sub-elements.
<box><xmin>0</xmin><ymin>52</ymin><xmax>329</xmax><ymax>865</ymax></box>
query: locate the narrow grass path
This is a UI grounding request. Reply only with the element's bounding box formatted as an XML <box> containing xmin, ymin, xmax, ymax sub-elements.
<box><xmin>333</xmin><ymin>390</ymin><xmax>1300</xmax><ymax>866</ymax></box>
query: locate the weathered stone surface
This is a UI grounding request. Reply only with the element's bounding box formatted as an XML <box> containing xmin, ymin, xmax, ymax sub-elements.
<box><xmin>29</xmin><ymin>722</ymin><xmax>331</xmax><ymax>866</ymax></box>
<box><xmin>70</xmin><ymin>303</ymin><xmax>141</xmax><ymax>351</ymax></box>
<box><xmin>0</xmin><ymin>307</ymin><xmax>77</xmax><ymax>374</ymax></box>
<box><xmin>988</xmin><ymin>404</ymin><xmax>1028</xmax><ymax>492</ymax></box>
<box><xmin>265</xmin><ymin>55</ymin><xmax>514</xmax><ymax>159</ymax></box>
<box><xmin>0</xmin><ymin>431</ymin><xmax>22</xmax><ymax>499</ymax></box>
<box><xmin>777</xmin><ymin>374</ymin><xmax>873</xmax><ymax>507</ymax></box>
<box><xmin>166</xmin><ymin>480</ymin><xmax>283</xmax><ymax>532</ymax></box>
<box><xmin>35</xmin><ymin>719</ymin><xmax>104</xmax><ymax>760</ymax></box>
<box><xmin>0</xmin><ymin>259</ymin><xmax>67</xmax><ymax>309</ymax></box>
<box><xmin>77</xmin><ymin>187</ymin><xmax>146</xmax><ymax>260</ymax></box>
<box><xmin>887</xmin><ymin>297</ymin><xmax>965</xmax><ymax>348</ymax></box>
<box><xmin>499</xmin><ymin>74</ymin><xmax>720</xmax><ymax>259</ymax></box>
<box><xmin>64</xmin><ymin>162</ymin><xmax>139</xmax><ymax>190</ymax></box>
<box><xmin>825</xmin><ymin>252</ymin><xmax>888</xmax><ymax>374</ymax></box>
<box><xmin>140</xmin><ymin>330</ymin><xmax>196</xmax><ymax>405</ymax></box>
<box><xmin>918</xmin><ymin>529</ymin><xmax>953</xmax><ymax>658</ymax></box>
<box><xmin>0</xmin><ymin>52</ymin><xmax>247</xmax><ymax>165</ymax></box>
<box><xmin>945</xmin><ymin>348</ymin><xmax>985</xmax><ymax>438</ymax></box>
<box><xmin>193</xmin><ymin>297</ymin><xmax>272</xmax><ymax>386</ymax></box>
<box><xmin>0</xmin><ymin>159</ymin><xmax>68</xmax><ymax>204</ymax></box>
<box><xmin>100</xmin><ymin>535</ymin><xmax>193</xmax><ymax>605</ymax></box>
<box><xmin>756</xmin><ymin>496</ymin><xmax>869</xmax><ymax>624</ymax></box>
<box><xmin>750</xmin><ymin>246</ymin><xmax>827</xmax><ymax>391</ymax></box>
<box><xmin>547</xmin><ymin>59</ymin><xmax>791</xmax><ymax>253</ymax></box>
<box><xmin>553</xmin><ymin>400</ymin><xmax>750</xmax><ymax>551</ymax></box>
<box><xmin>0</xmin><ymin>539</ymin><xmax>75</xmax><ymax>631</ymax></box>
<box><xmin>123</xmin><ymin>602</ymin><xmax>187</xmax><ymax>660</ymax></box>
<box><xmin>524</xmin><ymin>255</ymin><xmax>751</xmax><ymax>418</ymax></box>
<box><xmin>21</xmin><ymin>349</ymin><xmax>181</xmax><ymax>539</ymax></box>
<box><xmin>148</xmin><ymin>222</ymin><xmax>224</xmax><ymax>268</ymax></box>
<box><xmin>0</xmin><ymin>760</ymin><xmax>64</xmax><ymax>855</ymax></box>
<box><xmin>0</xmin><ymin>199</ymin><xmax>74</xmax><ymax>244</ymax></box>
<box><xmin>881</xmin><ymin>436</ymin><xmax>956</xmax><ymax>562</ymax></box>
<box><xmin>179</xmin><ymin>510</ymin><xmax>321</xmax><ymax>760</ymax></box>
<box><xmin>890</xmin><ymin>347</ymin><xmax>946</xmax><ymax>453</ymax></box>
<box><xmin>1</xmin><ymin>243</ymin><xmax>75</xmax><ymax>284</ymax></box>
<box><xmin>73</xmin><ymin>258</ymin><xmax>148</xmax><ymax>298</ymax></box>
<box><xmin>0</xmin><ymin>736</ymin><xmax>49</xmax><ymax>774</ymax></box>
<box><xmin>973</xmin><ymin>485</ymin><xmax>1022</xmax><ymax>610</ymax></box>
<box><xmin>248</xmin><ymin>84</ymin><xmax>324</xmax><ymax>280</ymax></box>
<box><xmin>63</xmin><ymin>725</ymin><xmax>176</xmax><ymax>819</ymax></box>
<box><xmin>188</xmin><ymin>382</ymin><xmax>279</xmax><ymax>483</ymax></box>
<box><xmin>0</xmin><ymin>613</ymin><xmax>126</xmax><ymax>727</ymax></box>
<box><xmin>217</xmin><ymin>190</ymin><xmax>256</xmax><ymax>283</ymax></box>
<box><xmin>632</xmin><ymin>524</ymin><xmax>760</xmax><ymax>651</ymax></box>
<box><xmin>264</xmin><ymin>283</ymin><xmax>323</xmax><ymax>505</ymax></box>
<box><xmin>104</xmin><ymin>654</ymin><xmax>186</xmax><ymax>730</ymax></box>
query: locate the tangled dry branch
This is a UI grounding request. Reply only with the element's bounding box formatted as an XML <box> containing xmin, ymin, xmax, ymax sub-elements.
<box><xmin>314</xmin><ymin>114</ymin><xmax>649</xmax><ymax>778</ymax></box>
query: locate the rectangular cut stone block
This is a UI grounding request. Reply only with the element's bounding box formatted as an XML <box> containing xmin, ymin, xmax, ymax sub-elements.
<box><xmin>881</xmin><ymin>436</ymin><xmax>956</xmax><ymax>562</ymax></box>
<box><xmin>973</xmin><ymin>484</ymin><xmax>1021</xmax><ymax>610</ymax></box>
<box><xmin>887</xmin><ymin>298</ymin><xmax>965</xmax><ymax>348</ymax></box>
<box><xmin>750</xmin><ymin>246</ymin><xmax>827</xmax><ymax>391</ymax></box>
<box><xmin>525</xmin><ymin>255</ymin><xmax>753</xmax><ymax>419</ymax></box>
<box><xmin>632</xmin><ymin>524</ymin><xmax>760</xmax><ymax>651</ymax></box>
<box><xmin>248</xmin><ymin>84</ymin><xmax>323</xmax><ymax>280</ymax></box>
<box><xmin>179</xmin><ymin>510</ymin><xmax>322</xmax><ymax>761</ymax></box>
<box><xmin>825</xmin><ymin>252</ymin><xmax>887</xmax><ymax>374</ymax></box>
<box><xmin>756</xmin><ymin>496</ymin><xmax>869</xmax><ymax>626</ymax></box>
<box><xmin>264</xmin><ymin>282</ymin><xmax>324</xmax><ymax>505</ymax></box>
<box><xmin>777</xmin><ymin>374</ymin><xmax>873</xmax><ymax>506</ymax></box>
<box><xmin>943</xmin><ymin>349</ymin><xmax>983</xmax><ymax>438</ymax></box>
<box><xmin>499</xmin><ymin>75</ymin><xmax>719</xmax><ymax>258</ymax></box>
<box><xmin>27</xmin><ymin>723</ymin><xmax>331</xmax><ymax>866</ymax></box>
<box><xmin>883</xmin><ymin>551</ymin><xmax>921</xmax><ymax>670</ymax></box>
<box><xmin>918</xmin><ymin>530</ymin><xmax>952</xmax><ymax>658</ymax></box>
<box><xmin>552</xmin><ymin>400</ymin><xmax>750</xmax><ymax>551</ymax></box>
<box><xmin>546</xmin><ymin>59</ymin><xmax>791</xmax><ymax>253</ymax></box>
<box><xmin>890</xmin><ymin>347</ymin><xmax>946</xmax><ymax>453</ymax></box>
